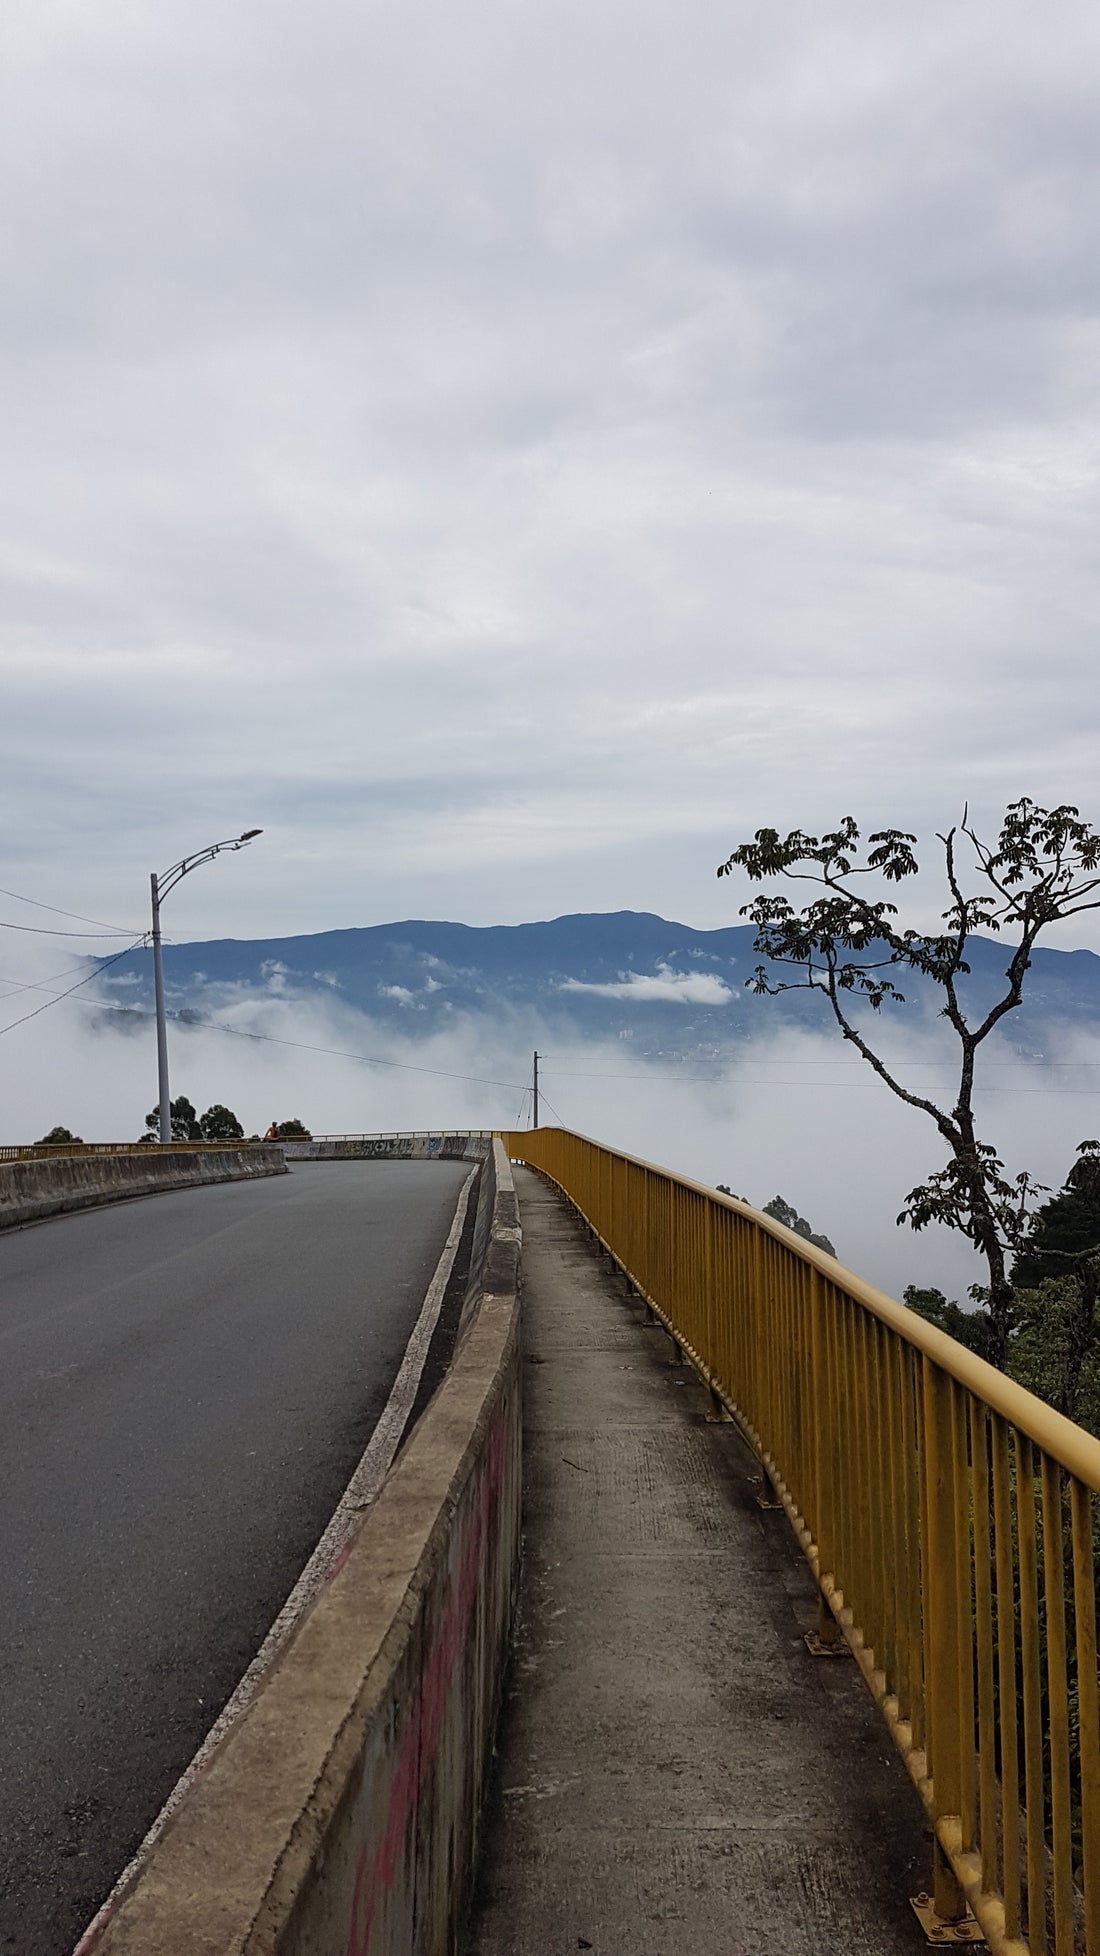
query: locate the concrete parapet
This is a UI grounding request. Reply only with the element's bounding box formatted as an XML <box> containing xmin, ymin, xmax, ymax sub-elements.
<box><xmin>282</xmin><ymin>1134</ymin><xmax>492</xmax><ymax>1163</ymax></box>
<box><xmin>80</xmin><ymin>1141</ymin><xmax>522</xmax><ymax>1956</ymax></box>
<box><xmin>0</xmin><ymin>1146</ymin><xmax>287</xmax><ymax>1232</ymax></box>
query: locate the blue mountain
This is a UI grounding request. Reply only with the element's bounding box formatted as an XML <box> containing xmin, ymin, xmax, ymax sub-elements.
<box><xmin>90</xmin><ymin>911</ymin><xmax>1100</xmax><ymax>1061</ymax></box>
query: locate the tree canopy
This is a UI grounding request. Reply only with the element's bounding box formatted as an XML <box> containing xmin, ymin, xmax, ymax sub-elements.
<box><xmin>762</xmin><ymin>1195</ymin><xmax>836</xmax><ymax>1258</ymax></box>
<box><xmin>719</xmin><ymin>799</ymin><xmax>1100</xmax><ymax>1364</ymax></box>
<box><xmin>199</xmin><ymin>1104</ymin><xmax>244</xmax><ymax>1142</ymax></box>
<box><xmin>141</xmin><ymin>1097</ymin><xmax>246</xmax><ymax>1143</ymax></box>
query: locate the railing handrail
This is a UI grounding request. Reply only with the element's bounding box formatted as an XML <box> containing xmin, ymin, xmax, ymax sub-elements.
<box><xmin>549</xmin><ymin>1126</ymin><xmax>1100</xmax><ymax>1495</ymax></box>
<box><xmin>507</xmin><ymin>1125</ymin><xmax>1100</xmax><ymax>1955</ymax></box>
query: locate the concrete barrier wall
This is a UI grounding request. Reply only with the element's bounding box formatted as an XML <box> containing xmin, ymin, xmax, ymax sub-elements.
<box><xmin>0</xmin><ymin>1145</ymin><xmax>287</xmax><ymax>1232</ymax></box>
<box><xmin>85</xmin><ymin>1141</ymin><xmax>522</xmax><ymax>1956</ymax></box>
<box><xmin>282</xmin><ymin>1134</ymin><xmax>491</xmax><ymax>1163</ymax></box>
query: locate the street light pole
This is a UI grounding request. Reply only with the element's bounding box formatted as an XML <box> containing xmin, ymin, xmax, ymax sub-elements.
<box><xmin>151</xmin><ymin>872</ymin><xmax>171</xmax><ymax>1146</ymax></box>
<box><xmin>149</xmin><ymin>830</ymin><xmax>263</xmax><ymax>1144</ymax></box>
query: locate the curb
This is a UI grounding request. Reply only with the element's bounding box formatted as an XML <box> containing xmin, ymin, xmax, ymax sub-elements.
<box><xmin>78</xmin><ymin>1140</ymin><xmax>521</xmax><ymax>1956</ymax></box>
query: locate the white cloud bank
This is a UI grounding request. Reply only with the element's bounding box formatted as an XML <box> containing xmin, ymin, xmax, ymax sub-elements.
<box><xmin>559</xmin><ymin>964</ymin><xmax>733</xmax><ymax>1005</ymax></box>
<box><xmin>6</xmin><ymin>942</ymin><xmax>1100</xmax><ymax>1306</ymax></box>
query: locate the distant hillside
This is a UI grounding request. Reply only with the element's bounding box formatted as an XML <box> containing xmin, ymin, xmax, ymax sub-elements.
<box><xmin>88</xmin><ymin>911</ymin><xmax>1100</xmax><ymax>1063</ymax></box>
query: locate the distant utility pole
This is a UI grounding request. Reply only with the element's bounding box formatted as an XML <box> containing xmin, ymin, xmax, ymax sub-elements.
<box><xmin>532</xmin><ymin>1050</ymin><xmax>540</xmax><ymax>1129</ymax></box>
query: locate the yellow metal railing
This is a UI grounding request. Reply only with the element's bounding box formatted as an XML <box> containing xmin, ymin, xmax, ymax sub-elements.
<box><xmin>505</xmin><ymin>1126</ymin><xmax>1100</xmax><ymax>1956</ymax></box>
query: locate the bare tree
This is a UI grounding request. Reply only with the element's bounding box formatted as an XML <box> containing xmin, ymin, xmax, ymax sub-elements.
<box><xmin>718</xmin><ymin>800</ymin><xmax>1100</xmax><ymax>1365</ymax></box>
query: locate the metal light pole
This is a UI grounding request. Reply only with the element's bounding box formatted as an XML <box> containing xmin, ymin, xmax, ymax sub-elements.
<box><xmin>149</xmin><ymin>831</ymin><xmax>263</xmax><ymax>1143</ymax></box>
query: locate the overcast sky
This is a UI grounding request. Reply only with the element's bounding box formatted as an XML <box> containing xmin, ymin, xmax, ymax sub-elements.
<box><xmin>3</xmin><ymin>0</ymin><xmax>1100</xmax><ymax>952</ymax></box>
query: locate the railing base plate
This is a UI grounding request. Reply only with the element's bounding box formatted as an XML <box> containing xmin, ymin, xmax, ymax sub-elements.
<box><xmin>909</xmin><ymin>1893</ymin><xmax>985</xmax><ymax>1944</ymax></box>
<box><xmin>803</xmin><ymin>1630</ymin><xmax>852</xmax><ymax>1658</ymax></box>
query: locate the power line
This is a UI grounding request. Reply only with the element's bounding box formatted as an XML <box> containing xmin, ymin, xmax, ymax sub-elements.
<box><xmin>536</xmin><ymin>1088</ymin><xmax>568</xmax><ymax>1126</ymax></box>
<box><xmin>542</xmin><ymin>1053</ymin><xmax>1100</xmax><ymax>1073</ymax></box>
<box><xmin>4</xmin><ymin>962</ymin><xmax>1098</xmax><ymax>1098</ymax></box>
<box><xmin>0</xmin><ymin>917</ymin><xmax>141</xmax><ymax>939</ymax></box>
<box><xmin>541</xmin><ymin>1065</ymin><xmax>1100</xmax><ymax>1096</ymax></box>
<box><xmin>0</xmin><ymin>883</ymin><xmax>141</xmax><ymax>935</ymax></box>
<box><xmin>0</xmin><ymin>940</ymin><xmax>147</xmax><ymax>1036</ymax></box>
<box><xmin>1</xmin><ymin>977</ymin><xmax>526</xmax><ymax>1094</ymax></box>
<box><xmin>511</xmin><ymin>1067</ymin><xmax>532</xmax><ymax>1128</ymax></box>
<box><xmin>190</xmin><ymin>1013</ymin><xmax>526</xmax><ymax>1094</ymax></box>
<box><xmin>0</xmin><ymin>956</ymin><xmax>103</xmax><ymax>1002</ymax></box>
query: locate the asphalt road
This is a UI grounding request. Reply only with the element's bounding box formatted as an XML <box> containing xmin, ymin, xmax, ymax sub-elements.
<box><xmin>0</xmin><ymin>1160</ymin><xmax>472</xmax><ymax>1955</ymax></box>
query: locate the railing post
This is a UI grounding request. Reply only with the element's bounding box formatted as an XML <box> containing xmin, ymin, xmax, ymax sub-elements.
<box><xmin>919</xmin><ymin>1358</ymin><xmax>967</xmax><ymax>1926</ymax></box>
<box><xmin>931</xmin><ymin>1838</ymin><xmax>968</xmax><ymax>1928</ymax></box>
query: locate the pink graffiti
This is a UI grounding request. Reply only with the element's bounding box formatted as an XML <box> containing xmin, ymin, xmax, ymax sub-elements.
<box><xmin>346</xmin><ymin>1408</ymin><xmax>510</xmax><ymax>1956</ymax></box>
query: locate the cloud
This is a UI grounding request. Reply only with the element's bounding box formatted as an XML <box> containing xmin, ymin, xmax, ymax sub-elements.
<box><xmin>6</xmin><ymin>929</ymin><xmax>1100</xmax><ymax>1304</ymax></box>
<box><xmin>9</xmin><ymin>963</ymin><xmax>1100</xmax><ymax>1303</ymax></box>
<box><xmin>559</xmin><ymin>963</ymin><xmax>733</xmax><ymax>1005</ymax></box>
<box><xmin>2</xmin><ymin>1</ymin><xmax>1100</xmax><ymax>942</ymax></box>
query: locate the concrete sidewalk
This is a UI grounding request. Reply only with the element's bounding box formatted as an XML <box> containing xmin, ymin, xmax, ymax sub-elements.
<box><xmin>464</xmin><ymin>1168</ymin><xmax>933</xmax><ymax>1956</ymax></box>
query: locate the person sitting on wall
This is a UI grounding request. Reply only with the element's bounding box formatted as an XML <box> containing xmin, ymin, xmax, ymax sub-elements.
<box><xmin>264</xmin><ymin>1120</ymin><xmax>281</xmax><ymax>1141</ymax></box>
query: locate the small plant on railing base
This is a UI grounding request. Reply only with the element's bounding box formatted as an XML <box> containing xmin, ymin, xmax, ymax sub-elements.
<box><xmin>719</xmin><ymin>799</ymin><xmax>1100</xmax><ymax>1368</ymax></box>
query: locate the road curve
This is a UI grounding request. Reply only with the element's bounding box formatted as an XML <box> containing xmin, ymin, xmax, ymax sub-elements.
<box><xmin>0</xmin><ymin>1160</ymin><xmax>471</xmax><ymax>1955</ymax></box>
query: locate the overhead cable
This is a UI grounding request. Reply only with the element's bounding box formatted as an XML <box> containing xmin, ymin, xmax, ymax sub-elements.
<box><xmin>0</xmin><ymin>882</ymin><xmax>141</xmax><ymax>935</ymax></box>
<box><xmin>0</xmin><ymin>941</ymin><xmax>147</xmax><ymax>1037</ymax></box>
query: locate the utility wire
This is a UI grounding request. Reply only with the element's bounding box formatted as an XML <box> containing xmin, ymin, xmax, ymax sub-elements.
<box><xmin>1</xmin><ymin>978</ymin><xmax>526</xmax><ymax>1095</ymax></box>
<box><xmin>0</xmin><ymin>956</ymin><xmax>104</xmax><ymax>1002</ymax></box>
<box><xmin>536</xmin><ymin>1088</ymin><xmax>568</xmax><ymax>1127</ymax></box>
<box><xmin>542</xmin><ymin>1053</ymin><xmax>1100</xmax><ymax>1074</ymax></box>
<box><xmin>4</xmin><ymin>963</ymin><xmax>1098</xmax><ymax>1097</ymax></box>
<box><xmin>511</xmin><ymin>1071</ymin><xmax>532</xmax><ymax>1128</ymax></box>
<box><xmin>0</xmin><ymin>918</ymin><xmax>142</xmax><ymax>939</ymax></box>
<box><xmin>0</xmin><ymin>883</ymin><xmax>141</xmax><ymax>935</ymax></box>
<box><xmin>541</xmin><ymin>1065</ymin><xmax>1100</xmax><ymax>1096</ymax></box>
<box><xmin>179</xmin><ymin>1013</ymin><xmax>526</xmax><ymax>1094</ymax></box>
<box><xmin>0</xmin><ymin>940</ymin><xmax>147</xmax><ymax>1036</ymax></box>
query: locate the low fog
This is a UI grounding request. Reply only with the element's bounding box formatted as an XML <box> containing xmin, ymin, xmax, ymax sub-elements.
<box><xmin>5</xmin><ymin>946</ymin><xmax>1100</xmax><ymax>1309</ymax></box>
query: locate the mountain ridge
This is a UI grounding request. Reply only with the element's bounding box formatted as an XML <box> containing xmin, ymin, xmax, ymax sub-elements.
<box><xmin>91</xmin><ymin>911</ymin><xmax>1100</xmax><ymax>1062</ymax></box>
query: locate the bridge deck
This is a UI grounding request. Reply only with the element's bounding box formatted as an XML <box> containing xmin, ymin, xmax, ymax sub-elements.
<box><xmin>465</xmin><ymin>1167</ymin><xmax>931</xmax><ymax>1956</ymax></box>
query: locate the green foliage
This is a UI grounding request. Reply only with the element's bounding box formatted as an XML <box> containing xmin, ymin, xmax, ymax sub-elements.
<box><xmin>1006</xmin><ymin>1142</ymin><xmax>1100</xmax><ymax>1422</ymax></box>
<box><xmin>142</xmin><ymin>1095</ymin><xmax>202</xmax><ymax>1141</ymax></box>
<box><xmin>902</xmin><ymin>1285</ymin><xmax>991</xmax><ymax>1357</ymax></box>
<box><xmin>198</xmin><ymin>1104</ymin><xmax>244</xmax><ymax>1142</ymax></box>
<box><xmin>905</xmin><ymin>1144</ymin><xmax>1100</xmax><ymax>1425</ymax></box>
<box><xmin>762</xmin><ymin>1194</ymin><xmax>836</xmax><ymax>1257</ymax></box>
<box><xmin>141</xmin><ymin>1097</ymin><xmax>251</xmax><ymax>1142</ymax></box>
<box><xmin>1012</xmin><ymin>1141</ymin><xmax>1100</xmax><ymax>1286</ymax></box>
<box><xmin>272</xmin><ymin>1117</ymin><xmax>311</xmax><ymax>1138</ymax></box>
<box><xmin>1008</xmin><ymin>1277</ymin><xmax>1100</xmax><ymax>1428</ymax></box>
<box><xmin>35</xmin><ymin>1125</ymin><xmax>83</xmax><ymax>1145</ymax></box>
<box><xmin>718</xmin><ymin>801</ymin><xmax>1100</xmax><ymax>1365</ymax></box>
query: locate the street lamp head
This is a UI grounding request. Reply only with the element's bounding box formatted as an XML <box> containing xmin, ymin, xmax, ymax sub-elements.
<box><xmin>240</xmin><ymin>828</ymin><xmax>263</xmax><ymax>841</ymax></box>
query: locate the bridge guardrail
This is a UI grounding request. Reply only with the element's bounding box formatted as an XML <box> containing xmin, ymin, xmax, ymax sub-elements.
<box><xmin>505</xmin><ymin>1126</ymin><xmax>1100</xmax><ymax>1956</ymax></box>
<box><xmin>282</xmin><ymin>1132</ymin><xmax>493</xmax><ymax>1162</ymax></box>
<box><xmin>0</xmin><ymin>1132</ymin><xmax>496</xmax><ymax>1163</ymax></box>
<box><xmin>82</xmin><ymin>1140</ymin><xmax>521</xmax><ymax>1956</ymax></box>
<box><xmin>0</xmin><ymin>1140</ymin><xmax>276</xmax><ymax>1161</ymax></box>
